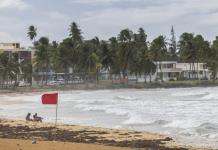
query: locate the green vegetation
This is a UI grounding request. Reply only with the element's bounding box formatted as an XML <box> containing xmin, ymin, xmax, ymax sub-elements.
<box><xmin>1</xmin><ymin>23</ymin><xmax>218</xmax><ymax>89</ymax></box>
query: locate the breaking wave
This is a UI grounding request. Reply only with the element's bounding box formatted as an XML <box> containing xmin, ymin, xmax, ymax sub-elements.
<box><xmin>116</xmin><ymin>95</ymin><xmax>138</xmax><ymax>100</ymax></box>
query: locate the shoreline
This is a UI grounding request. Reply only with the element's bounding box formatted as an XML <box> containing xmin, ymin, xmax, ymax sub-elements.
<box><xmin>0</xmin><ymin>119</ymin><xmax>214</xmax><ymax>150</ymax></box>
<box><xmin>0</xmin><ymin>81</ymin><xmax>218</xmax><ymax>94</ymax></box>
<box><xmin>0</xmin><ymin>80</ymin><xmax>218</xmax><ymax>94</ymax></box>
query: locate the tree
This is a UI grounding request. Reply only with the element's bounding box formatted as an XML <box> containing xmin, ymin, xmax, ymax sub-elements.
<box><xmin>50</xmin><ymin>41</ymin><xmax>60</xmax><ymax>72</ymax></box>
<box><xmin>69</xmin><ymin>22</ymin><xmax>83</xmax><ymax>43</ymax></box>
<box><xmin>108</xmin><ymin>37</ymin><xmax>122</xmax><ymax>80</ymax></box>
<box><xmin>178</xmin><ymin>33</ymin><xmax>209</xmax><ymax>79</ymax></box>
<box><xmin>34</xmin><ymin>37</ymin><xmax>51</xmax><ymax>85</ymax></box>
<box><xmin>150</xmin><ymin>35</ymin><xmax>167</xmax><ymax>81</ymax></box>
<box><xmin>178</xmin><ymin>33</ymin><xmax>195</xmax><ymax>79</ymax></box>
<box><xmin>118</xmin><ymin>29</ymin><xmax>134</xmax><ymax>82</ymax></box>
<box><xmin>208</xmin><ymin>36</ymin><xmax>218</xmax><ymax>82</ymax></box>
<box><xmin>58</xmin><ymin>38</ymin><xmax>80</xmax><ymax>83</ymax></box>
<box><xmin>27</xmin><ymin>25</ymin><xmax>37</xmax><ymax>43</ymax></box>
<box><xmin>0</xmin><ymin>52</ymin><xmax>20</xmax><ymax>88</ymax></box>
<box><xmin>27</xmin><ymin>25</ymin><xmax>37</xmax><ymax>86</ymax></box>
<box><xmin>100</xmin><ymin>41</ymin><xmax>113</xmax><ymax>70</ymax></box>
<box><xmin>192</xmin><ymin>35</ymin><xmax>210</xmax><ymax>79</ymax></box>
<box><xmin>130</xmin><ymin>28</ymin><xmax>149</xmax><ymax>83</ymax></box>
<box><xmin>118</xmin><ymin>29</ymin><xmax>133</xmax><ymax>42</ymax></box>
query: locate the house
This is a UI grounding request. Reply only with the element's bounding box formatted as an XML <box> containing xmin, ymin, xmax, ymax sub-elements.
<box><xmin>135</xmin><ymin>61</ymin><xmax>211</xmax><ymax>83</ymax></box>
<box><xmin>156</xmin><ymin>61</ymin><xmax>182</xmax><ymax>81</ymax></box>
<box><xmin>0</xmin><ymin>42</ymin><xmax>32</xmax><ymax>85</ymax></box>
<box><xmin>176</xmin><ymin>63</ymin><xmax>210</xmax><ymax>80</ymax></box>
<box><xmin>0</xmin><ymin>42</ymin><xmax>32</xmax><ymax>63</ymax></box>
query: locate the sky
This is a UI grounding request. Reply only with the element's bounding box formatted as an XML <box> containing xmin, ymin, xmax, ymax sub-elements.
<box><xmin>1</xmin><ymin>0</ymin><xmax>218</xmax><ymax>47</ymax></box>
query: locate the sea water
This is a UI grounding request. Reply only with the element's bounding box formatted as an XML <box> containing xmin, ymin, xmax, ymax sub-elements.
<box><xmin>1</xmin><ymin>87</ymin><xmax>218</xmax><ymax>148</ymax></box>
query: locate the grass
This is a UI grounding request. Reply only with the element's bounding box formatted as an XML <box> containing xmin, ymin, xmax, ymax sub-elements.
<box><xmin>1</xmin><ymin>80</ymin><xmax>218</xmax><ymax>93</ymax></box>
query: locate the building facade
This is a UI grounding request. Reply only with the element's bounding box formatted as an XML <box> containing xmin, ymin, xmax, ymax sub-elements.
<box><xmin>136</xmin><ymin>61</ymin><xmax>211</xmax><ymax>82</ymax></box>
<box><xmin>0</xmin><ymin>42</ymin><xmax>32</xmax><ymax>63</ymax></box>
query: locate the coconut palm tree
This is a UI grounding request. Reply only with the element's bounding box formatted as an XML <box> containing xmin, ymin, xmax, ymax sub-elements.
<box><xmin>150</xmin><ymin>35</ymin><xmax>167</xmax><ymax>82</ymax></box>
<box><xmin>34</xmin><ymin>37</ymin><xmax>51</xmax><ymax>85</ymax></box>
<box><xmin>118</xmin><ymin>29</ymin><xmax>134</xmax><ymax>82</ymax></box>
<box><xmin>27</xmin><ymin>25</ymin><xmax>37</xmax><ymax>44</ymax></box>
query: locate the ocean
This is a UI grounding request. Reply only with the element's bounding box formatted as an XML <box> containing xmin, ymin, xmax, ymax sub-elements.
<box><xmin>1</xmin><ymin>87</ymin><xmax>218</xmax><ymax>148</ymax></box>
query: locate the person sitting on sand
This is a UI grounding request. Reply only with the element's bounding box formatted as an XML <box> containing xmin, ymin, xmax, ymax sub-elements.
<box><xmin>25</xmin><ymin>113</ymin><xmax>32</xmax><ymax>121</ymax></box>
<box><xmin>33</xmin><ymin>113</ymin><xmax>43</xmax><ymax>122</ymax></box>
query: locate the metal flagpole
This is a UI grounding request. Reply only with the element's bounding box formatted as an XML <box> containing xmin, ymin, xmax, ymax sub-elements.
<box><xmin>55</xmin><ymin>101</ymin><xmax>58</xmax><ymax>127</ymax></box>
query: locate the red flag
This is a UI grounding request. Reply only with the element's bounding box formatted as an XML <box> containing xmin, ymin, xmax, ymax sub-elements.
<box><xmin>41</xmin><ymin>93</ymin><xmax>58</xmax><ymax>105</ymax></box>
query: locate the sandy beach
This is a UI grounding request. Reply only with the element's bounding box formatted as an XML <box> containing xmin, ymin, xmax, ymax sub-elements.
<box><xmin>0</xmin><ymin>119</ymin><xmax>213</xmax><ymax>150</ymax></box>
<box><xmin>0</xmin><ymin>138</ymin><xmax>132</xmax><ymax>150</ymax></box>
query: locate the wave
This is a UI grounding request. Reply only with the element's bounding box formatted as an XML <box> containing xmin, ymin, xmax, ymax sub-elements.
<box><xmin>123</xmin><ymin>113</ymin><xmax>152</xmax><ymax>125</ymax></box>
<box><xmin>164</xmin><ymin>120</ymin><xmax>198</xmax><ymax>128</ymax></box>
<box><xmin>116</xmin><ymin>95</ymin><xmax>138</xmax><ymax>100</ymax></box>
<box><xmin>196</xmin><ymin>123</ymin><xmax>218</xmax><ymax>132</ymax></box>
<box><xmin>201</xmin><ymin>93</ymin><xmax>218</xmax><ymax>100</ymax></box>
<box><xmin>192</xmin><ymin>123</ymin><xmax>218</xmax><ymax>139</ymax></box>
<box><xmin>74</xmin><ymin>103</ymin><xmax>129</xmax><ymax>116</ymax></box>
<box><xmin>105</xmin><ymin>108</ymin><xmax>129</xmax><ymax>116</ymax></box>
<box><xmin>148</xmin><ymin>120</ymin><xmax>170</xmax><ymax>126</ymax></box>
<box><xmin>171</xmin><ymin>92</ymin><xmax>209</xmax><ymax>97</ymax></box>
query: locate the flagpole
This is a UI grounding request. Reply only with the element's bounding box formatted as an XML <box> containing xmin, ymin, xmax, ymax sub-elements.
<box><xmin>55</xmin><ymin>100</ymin><xmax>58</xmax><ymax>127</ymax></box>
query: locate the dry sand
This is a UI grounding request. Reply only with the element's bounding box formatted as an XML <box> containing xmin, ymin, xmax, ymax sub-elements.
<box><xmin>0</xmin><ymin>138</ymin><xmax>131</xmax><ymax>150</ymax></box>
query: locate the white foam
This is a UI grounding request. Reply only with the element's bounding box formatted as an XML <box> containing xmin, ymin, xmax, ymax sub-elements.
<box><xmin>164</xmin><ymin>120</ymin><xmax>200</xmax><ymax>129</ymax></box>
<box><xmin>2</xmin><ymin>87</ymin><xmax>218</xmax><ymax>148</ymax></box>
<box><xmin>116</xmin><ymin>95</ymin><xmax>138</xmax><ymax>100</ymax></box>
<box><xmin>171</xmin><ymin>91</ymin><xmax>208</xmax><ymax>97</ymax></box>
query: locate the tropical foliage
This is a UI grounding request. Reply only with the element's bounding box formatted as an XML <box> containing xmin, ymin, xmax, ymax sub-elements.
<box><xmin>1</xmin><ymin>22</ymin><xmax>218</xmax><ymax>88</ymax></box>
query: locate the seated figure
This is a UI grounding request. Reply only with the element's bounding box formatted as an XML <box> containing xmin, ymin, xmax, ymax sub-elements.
<box><xmin>25</xmin><ymin>113</ymin><xmax>32</xmax><ymax>121</ymax></box>
<box><xmin>33</xmin><ymin>113</ymin><xmax>43</xmax><ymax>122</ymax></box>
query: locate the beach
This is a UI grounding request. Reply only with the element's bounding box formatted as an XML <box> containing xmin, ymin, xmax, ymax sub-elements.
<box><xmin>0</xmin><ymin>138</ymin><xmax>132</xmax><ymax>150</ymax></box>
<box><xmin>1</xmin><ymin>87</ymin><xmax>218</xmax><ymax>149</ymax></box>
<box><xmin>0</xmin><ymin>119</ymin><xmax>200</xmax><ymax>150</ymax></box>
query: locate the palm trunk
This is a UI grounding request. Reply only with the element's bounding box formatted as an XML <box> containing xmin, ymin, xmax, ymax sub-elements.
<box><xmin>135</xmin><ymin>73</ymin><xmax>138</xmax><ymax>84</ymax></box>
<box><xmin>144</xmin><ymin>72</ymin><xmax>147</xmax><ymax>84</ymax></box>
<box><xmin>149</xmin><ymin>74</ymin><xmax>152</xmax><ymax>83</ymax></box>
<box><xmin>189</xmin><ymin>63</ymin><xmax>191</xmax><ymax>79</ymax></box>
<box><xmin>197</xmin><ymin>61</ymin><xmax>199</xmax><ymax>80</ymax></box>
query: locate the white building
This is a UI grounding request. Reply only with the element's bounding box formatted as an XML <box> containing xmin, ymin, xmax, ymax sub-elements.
<box><xmin>135</xmin><ymin>61</ymin><xmax>211</xmax><ymax>82</ymax></box>
<box><xmin>155</xmin><ymin>61</ymin><xmax>210</xmax><ymax>82</ymax></box>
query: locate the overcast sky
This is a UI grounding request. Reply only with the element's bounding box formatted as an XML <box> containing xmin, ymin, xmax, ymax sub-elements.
<box><xmin>1</xmin><ymin>0</ymin><xmax>218</xmax><ymax>46</ymax></box>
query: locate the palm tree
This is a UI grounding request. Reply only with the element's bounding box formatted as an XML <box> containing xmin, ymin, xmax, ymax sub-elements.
<box><xmin>27</xmin><ymin>25</ymin><xmax>37</xmax><ymax>86</ymax></box>
<box><xmin>178</xmin><ymin>33</ymin><xmax>196</xmax><ymax>79</ymax></box>
<box><xmin>150</xmin><ymin>36</ymin><xmax>167</xmax><ymax>82</ymax></box>
<box><xmin>118</xmin><ymin>29</ymin><xmax>134</xmax><ymax>82</ymax></box>
<box><xmin>27</xmin><ymin>25</ymin><xmax>37</xmax><ymax>44</ymax></box>
<box><xmin>34</xmin><ymin>37</ymin><xmax>51</xmax><ymax>86</ymax></box>
<box><xmin>118</xmin><ymin>29</ymin><xmax>133</xmax><ymax>42</ymax></box>
<box><xmin>208</xmin><ymin>36</ymin><xmax>218</xmax><ymax>82</ymax></box>
<box><xmin>0</xmin><ymin>52</ymin><xmax>20</xmax><ymax>88</ymax></box>
<box><xmin>58</xmin><ymin>38</ymin><xmax>75</xmax><ymax>84</ymax></box>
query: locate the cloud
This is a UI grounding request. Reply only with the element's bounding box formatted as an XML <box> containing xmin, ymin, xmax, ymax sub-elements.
<box><xmin>71</xmin><ymin>0</ymin><xmax>142</xmax><ymax>6</ymax></box>
<box><xmin>0</xmin><ymin>32</ymin><xmax>17</xmax><ymax>42</ymax></box>
<box><xmin>0</xmin><ymin>0</ymin><xmax>29</xmax><ymax>10</ymax></box>
<box><xmin>2</xmin><ymin>0</ymin><xmax>218</xmax><ymax>47</ymax></box>
<box><xmin>48</xmin><ymin>11</ymin><xmax>70</xmax><ymax>21</ymax></box>
<box><xmin>76</xmin><ymin>0</ymin><xmax>218</xmax><ymax>40</ymax></box>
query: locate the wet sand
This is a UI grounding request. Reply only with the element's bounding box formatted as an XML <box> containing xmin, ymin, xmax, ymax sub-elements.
<box><xmin>0</xmin><ymin>119</ymin><xmax>211</xmax><ymax>150</ymax></box>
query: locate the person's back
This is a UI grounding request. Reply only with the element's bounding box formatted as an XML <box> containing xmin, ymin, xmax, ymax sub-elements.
<box><xmin>25</xmin><ymin>113</ymin><xmax>32</xmax><ymax>121</ymax></box>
